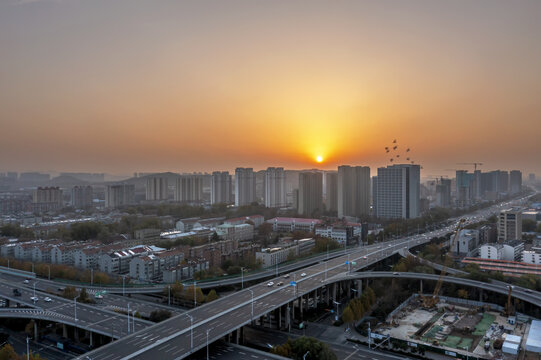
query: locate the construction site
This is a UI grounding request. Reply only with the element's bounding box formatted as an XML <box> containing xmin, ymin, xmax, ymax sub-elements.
<box><xmin>377</xmin><ymin>293</ymin><xmax>541</xmax><ymax>359</ymax></box>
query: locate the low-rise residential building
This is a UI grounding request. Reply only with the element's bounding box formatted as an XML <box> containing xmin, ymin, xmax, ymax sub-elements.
<box><xmin>255</xmin><ymin>238</ymin><xmax>315</xmax><ymax>267</ymax></box>
<box><xmin>502</xmin><ymin>240</ymin><xmax>525</xmax><ymax>261</ymax></box>
<box><xmin>175</xmin><ymin>217</ymin><xmax>201</xmax><ymax>232</ymax></box>
<box><xmin>215</xmin><ymin>223</ymin><xmax>254</xmax><ymax>241</ymax></box>
<box><xmin>452</xmin><ymin>229</ymin><xmax>479</xmax><ymax>256</ymax></box>
<box><xmin>522</xmin><ymin>250</ymin><xmax>541</xmax><ymax>265</ymax></box>
<box><xmin>266</xmin><ymin>217</ymin><xmax>322</xmax><ymax>233</ymax></box>
<box><xmin>162</xmin><ymin>260</ymin><xmax>209</xmax><ymax>283</ymax></box>
<box><xmin>479</xmin><ymin>243</ymin><xmax>504</xmax><ymax>260</ymax></box>
<box><xmin>315</xmin><ymin>222</ymin><xmax>361</xmax><ymax>244</ymax></box>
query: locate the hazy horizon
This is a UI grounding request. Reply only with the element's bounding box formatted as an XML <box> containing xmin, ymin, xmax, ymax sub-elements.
<box><xmin>2</xmin><ymin>0</ymin><xmax>540</xmax><ymax>176</ymax></box>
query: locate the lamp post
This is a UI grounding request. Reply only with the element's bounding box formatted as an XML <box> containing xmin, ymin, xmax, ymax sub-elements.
<box><xmin>47</xmin><ymin>265</ymin><xmax>50</xmax><ymax>280</ymax></box>
<box><xmin>91</xmin><ymin>268</ymin><xmax>94</xmax><ymax>286</ymax></box>
<box><xmin>185</xmin><ymin>314</ymin><xmax>193</xmax><ymax>350</ymax></box>
<box><xmin>26</xmin><ymin>336</ymin><xmax>29</xmax><ymax>360</ymax></box>
<box><xmin>326</xmin><ymin>244</ymin><xmax>329</xmax><ymax>260</ymax></box>
<box><xmin>33</xmin><ymin>282</ymin><xmax>36</xmax><ymax>298</ymax></box>
<box><xmin>206</xmin><ymin>327</ymin><xmax>213</xmax><ymax>360</ymax></box>
<box><xmin>248</xmin><ymin>289</ymin><xmax>254</xmax><ymax>321</ymax></box>
<box><xmin>132</xmin><ymin>309</ymin><xmax>136</xmax><ymax>332</ymax></box>
<box><xmin>121</xmin><ymin>275</ymin><xmax>126</xmax><ymax>296</ymax></box>
<box><xmin>333</xmin><ymin>300</ymin><xmax>340</xmax><ymax>322</ymax></box>
<box><xmin>74</xmin><ymin>295</ymin><xmax>80</xmax><ymax>321</ymax></box>
<box><xmin>168</xmin><ymin>285</ymin><xmax>171</xmax><ymax>306</ymax></box>
<box><xmin>241</xmin><ymin>267</ymin><xmax>245</xmax><ymax>289</ymax></box>
<box><xmin>127</xmin><ymin>303</ymin><xmax>130</xmax><ymax>333</ymax></box>
<box><xmin>193</xmin><ymin>280</ymin><xmax>197</xmax><ymax>308</ymax></box>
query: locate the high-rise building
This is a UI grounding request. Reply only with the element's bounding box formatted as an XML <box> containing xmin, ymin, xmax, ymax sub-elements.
<box><xmin>374</xmin><ymin>164</ymin><xmax>420</xmax><ymax>219</ymax></box>
<box><xmin>529</xmin><ymin>173</ymin><xmax>536</xmax><ymax>184</ymax></box>
<box><xmin>235</xmin><ymin>168</ymin><xmax>256</xmax><ymax>206</ymax></box>
<box><xmin>175</xmin><ymin>175</ymin><xmax>203</xmax><ymax>202</ymax></box>
<box><xmin>499</xmin><ymin>171</ymin><xmax>509</xmax><ymax>194</ymax></box>
<box><xmin>337</xmin><ymin>165</ymin><xmax>370</xmax><ymax>219</ymax></box>
<box><xmin>211</xmin><ymin>171</ymin><xmax>232</xmax><ymax>204</ymax></box>
<box><xmin>32</xmin><ymin>186</ymin><xmax>63</xmax><ymax>212</ymax></box>
<box><xmin>509</xmin><ymin>170</ymin><xmax>522</xmax><ymax>195</ymax></box>
<box><xmin>71</xmin><ymin>186</ymin><xmax>93</xmax><ymax>209</ymax></box>
<box><xmin>264</xmin><ymin>167</ymin><xmax>286</xmax><ymax>208</ymax></box>
<box><xmin>146</xmin><ymin>176</ymin><xmax>168</xmax><ymax>201</ymax></box>
<box><xmin>298</xmin><ymin>171</ymin><xmax>323</xmax><ymax>216</ymax></box>
<box><xmin>436</xmin><ymin>178</ymin><xmax>451</xmax><ymax>208</ymax></box>
<box><xmin>105</xmin><ymin>184</ymin><xmax>135</xmax><ymax>208</ymax></box>
<box><xmin>498</xmin><ymin>208</ymin><xmax>522</xmax><ymax>242</ymax></box>
<box><xmin>456</xmin><ymin>170</ymin><xmax>474</xmax><ymax>207</ymax></box>
<box><xmin>325</xmin><ymin>171</ymin><xmax>338</xmax><ymax>212</ymax></box>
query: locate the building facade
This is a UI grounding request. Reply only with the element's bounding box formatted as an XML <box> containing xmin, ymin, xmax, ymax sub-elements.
<box><xmin>146</xmin><ymin>176</ymin><xmax>168</xmax><ymax>201</ymax></box>
<box><xmin>235</xmin><ymin>168</ymin><xmax>256</xmax><ymax>206</ymax></box>
<box><xmin>175</xmin><ymin>175</ymin><xmax>203</xmax><ymax>203</ymax></box>
<box><xmin>264</xmin><ymin>167</ymin><xmax>286</xmax><ymax>208</ymax></box>
<box><xmin>498</xmin><ymin>208</ymin><xmax>522</xmax><ymax>242</ymax></box>
<box><xmin>374</xmin><ymin>164</ymin><xmax>420</xmax><ymax>219</ymax></box>
<box><xmin>337</xmin><ymin>165</ymin><xmax>370</xmax><ymax>219</ymax></box>
<box><xmin>298</xmin><ymin>171</ymin><xmax>323</xmax><ymax>216</ymax></box>
<box><xmin>211</xmin><ymin>171</ymin><xmax>232</xmax><ymax>204</ymax></box>
<box><xmin>105</xmin><ymin>184</ymin><xmax>135</xmax><ymax>208</ymax></box>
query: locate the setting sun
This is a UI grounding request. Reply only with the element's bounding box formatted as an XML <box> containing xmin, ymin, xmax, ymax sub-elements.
<box><xmin>316</xmin><ymin>155</ymin><xmax>323</xmax><ymax>163</ymax></box>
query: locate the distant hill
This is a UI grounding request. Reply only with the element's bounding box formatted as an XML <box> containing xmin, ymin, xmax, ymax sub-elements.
<box><xmin>49</xmin><ymin>175</ymin><xmax>89</xmax><ymax>187</ymax></box>
<box><xmin>104</xmin><ymin>172</ymin><xmax>180</xmax><ymax>188</ymax></box>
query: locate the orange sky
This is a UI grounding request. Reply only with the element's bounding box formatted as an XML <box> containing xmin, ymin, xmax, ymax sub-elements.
<box><xmin>1</xmin><ymin>0</ymin><xmax>540</xmax><ymax>176</ymax></box>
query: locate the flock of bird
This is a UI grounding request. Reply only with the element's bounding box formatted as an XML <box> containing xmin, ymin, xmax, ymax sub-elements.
<box><xmin>384</xmin><ymin>139</ymin><xmax>416</xmax><ymax>164</ymax></box>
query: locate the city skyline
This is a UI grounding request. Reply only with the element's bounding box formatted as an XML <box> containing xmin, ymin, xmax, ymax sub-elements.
<box><xmin>1</xmin><ymin>0</ymin><xmax>541</xmax><ymax>175</ymax></box>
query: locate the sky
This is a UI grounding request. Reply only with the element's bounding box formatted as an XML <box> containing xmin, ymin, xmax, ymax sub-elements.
<box><xmin>1</xmin><ymin>0</ymin><xmax>540</xmax><ymax>177</ymax></box>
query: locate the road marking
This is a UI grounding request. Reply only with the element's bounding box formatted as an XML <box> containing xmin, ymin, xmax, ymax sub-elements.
<box><xmin>344</xmin><ymin>349</ymin><xmax>359</xmax><ymax>360</ymax></box>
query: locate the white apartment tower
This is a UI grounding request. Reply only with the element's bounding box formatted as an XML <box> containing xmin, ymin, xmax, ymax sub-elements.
<box><xmin>264</xmin><ymin>167</ymin><xmax>286</xmax><ymax>208</ymax></box>
<box><xmin>146</xmin><ymin>176</ymin><xmax>168</xmax><ymax>201</ymax></box>
<box><xmin>325</xmin><ymin>171</ymin><xmax>338</xmax><ymax>212</ymax></box>
<box><xmin>373</xmin><ymin>164</ymin><xmax>420</xmax><ymax>219</ymax></box>
<box><xmin>337</xmin><ymin>165</ymin><xmax>371</xmax><ymax>218</ymax></box>
<box><xmin>235</xmin><ymin>168</ymin><xmax>256</xmax><ymax>206</ymax></box>
<box><xmin>105</xmin><ymin>184</ymin><xmax>135</xmax><ymax>208</ymax></box>
<box><xmin>175</xmin><ymin>175</ymin><xmax>203</xmax><ymax>202</ymax></box>
<box><xmin>498</xmin><ymin>208</ymin><xmax>522</xmax><ymax>242</ymax></box>
<box><xmin>211</xmin><ymin>171</ymin><xmax>232</xmax><ymax>204</ymax></box>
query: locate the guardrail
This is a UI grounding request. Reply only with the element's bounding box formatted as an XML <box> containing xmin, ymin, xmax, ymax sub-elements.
<box><xmin>0</xmin><ymin>266</ymin><xmax>35</xmax><ymax>279</ymax></box>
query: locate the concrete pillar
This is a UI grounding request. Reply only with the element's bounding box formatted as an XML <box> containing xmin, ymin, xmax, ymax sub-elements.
<box><xmin>332</xmin><ymin>283</ymin><xmax>337</xmax><ymax>302</ymax></box>
<box><xmin>89</xmin><ymin>331</ymin><xmax>93</xmax><ymax>347</ymax></box>
<box><xmin>286</xmin><ymin>304</ymin><xmax>291</xmax><ymax>331</ymax></box>
<box><xmin>299</xmin><ymin>295</ymin><xmax>303</xmax><ymax>315</ymax></box>
<box><xmin>356</xmin><ymin>280</ymin><xmax>362</xmax><ymax>297</ymax></box>
<box><xmin>325</xmin><ymin>285</ymin><xmax>330</xmax><ymax>304</ymax></box>
<box><xmin>420</xmin><ymin>279</ymin><xmax>423</xmax><ymax>294</ymax></box>
<box><xmin>479</xmin><ymin>289</ymin><xmax>483</xmax><ymax>302</ymax></box>
<box><xmin>313</xmin><ymin>290</ymin><xmax>317</xmax><ymax>307</ymax></box>
<box><xmin>234</xmin><ymin>328</ymin><xmax>240</xmax><ymax>344</ymax></box>
<box><xmin>74</xmin><ymin>328</ymin><xmax>80</xmax><ymax>342</ymax></box>
<box><xmin>33</xmin><ymin>321</ymin><xmax>38</xmax><ymax>340</ymax></box>
<box><xmin>5</xmin><ymin>299</ymin><xmax>9</xmax><ymax>307</ymax></box>
<box><xmin>291</xmin><ymin>301</ymin><xmax>295</xmax><ymax>322</ymax></box>
<box><xmin>63</xmin><ymin>324</ymin><xmax>68</xmax><ymax>338</ymax></box>
<box><xmin>347</xmin><ymin>282</ymin><xmax>351</xmax><ymax>299</ymax></box>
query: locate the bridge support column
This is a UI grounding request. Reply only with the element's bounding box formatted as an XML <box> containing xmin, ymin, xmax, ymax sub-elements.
<box><xmin>89</xmin><ymin>331</ymin><xmax>93</xmax><ymax>347</ymax></box>
<box><xmin>5</xmin><ymin>299</ymin><xmax>9</xmax><ymax>307</ymax></box>
<box><xmin>313</xmin><ymin>290</ymin><xmax>317</xmax><ymax>307</ymax></box>
<box><xmin>278</xmin><ymin>306</ymin><xmax>282</xmax><ymax>329</ymax></box>
<box><xmin>74</xmin><ymin>328</ymin><xmax>80</xmax><ymax>342</ymax></box>
<box><xmin>291</xmin><ymin>301</ymin><xmax>295</xmax><ymax>323</ymax></box>
<box><xmin>234</xmin><ymin>328</ymin><xmax>240</xmax><ymax>344</ymax></box>
<box><xmin>299</xmin><ymin>296</ymin><xmax>303</xmax><ymax>319</ymax></box>
<box><xmin>356</xmin><ymin>280</ymin><xmax>362</xmax><ymax>297</ymax></box>
<box><xmin>347</xmin><ymin>282</ymin><xmax>351</xmax><ymax>299</ymax></box>
<box><xmin>420</xmin><ymin>279</ymin><xmax>423</xmax><ymax>294</ymax></box>
<box><xmin>33</xmin><ymin>321</ymin><xmax>38</xmax><ymax>340</ymax></box>
<box><xmin>286</xmin><ymin>304</ymin><xmax>291</xmax><ymax>332</ymax></box>
<box><xmin>479</xmin><ymin>289</ymin><xmax>483</xmax><ymax>302</ymax></box>
<box><xmin>325</xmin><ymin>285</ymin><xmax>330</xmax><ymax>305</ymax></box>
<box><xmin>332</xmin><ymin>283</ymin><xmax>337</xmax><ymax>303</ymax></box>
<box><xmin>62</xmin><ymin>324</ymin><xmax>68</xmax><ymax>338</ymax></box>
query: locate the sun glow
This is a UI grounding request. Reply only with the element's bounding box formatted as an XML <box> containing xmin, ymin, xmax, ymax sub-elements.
<box><xmin>316</xmin><ymin>155</ymin><xmax>323</xmax><ymax>163</ymax></box>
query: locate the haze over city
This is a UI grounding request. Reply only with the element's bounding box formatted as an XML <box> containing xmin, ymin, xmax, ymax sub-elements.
<box><xmin>1</xmin><ymin>0</ymin><xmax>541</xmax><ymax>176</ymax></box>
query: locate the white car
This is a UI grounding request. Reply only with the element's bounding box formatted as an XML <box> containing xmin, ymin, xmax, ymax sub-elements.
<box><xmin>362</xmin><ymin>256</ymin><xmax>367</xmax><ymax>259</ymax></box>
<box><xmin>44</xmin><ymin>297</ymin><xmax>52</xmax><ymax>302</ymax></box>
<box><xmin>283</xmin><ymin>274</ymin><xmax>290</xmax><ymax>279</ymax></box>
<box><xmin>30</xmin><ymin>296</ymin><xmax>39</xmax><ymax>302</ymax></box>
<box><xmin>267</xmin><ymin>282</ymin><xmax>274</xmax><ymax>287</ymax></box>
<box><xmin>23</xmin><ymin>279</ymin><xmax>30</xmax><ymax>284</ymax></box>
<box><xmin>301</xmin><ymin>273</ymin><xmax>307</xmax><ymax>277</ymax></box>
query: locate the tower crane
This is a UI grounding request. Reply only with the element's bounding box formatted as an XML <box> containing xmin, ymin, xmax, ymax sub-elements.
<box><xmin>420</xmin><ymin>218</ymin><xmax>466</xmax><ymax>308</ymax></box>
<box><xmin>457</xmin><ymin>162</ymin><xmax>484</xmax><ymax>171</ymax></box>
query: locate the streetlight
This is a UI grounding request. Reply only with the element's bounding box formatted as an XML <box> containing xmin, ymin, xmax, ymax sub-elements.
<box><xmin>33</xmin><ymin>282</ymin><xmax>36</xmax><ymax>298</ymax></box>
<box><xmin>26</xmin><ymin>336</ymin><xmax>29</xmax><ymax>360</ymax></box>
<box><xmin>127</xmin><ymin>303</ymin><xmax>130</xmax><ymax>333</ymax></box>
<box><xmin>185</xmin><ymin>314</ymin><xmax>193</xmax><ymax>350</ymax></box>
<box><xmin>74</xmin><ymin>295</ymin><xmax>80</xmax><ymax>321</ymax></box>
<box><xmin>206</xmin><ymin>327</ymin><xmax>214</xmax><ymax>360</ymax></box>
<box><xmin>47</xmin><ymin>265</ymin><xmax>50</xmax><ymax>280</ymax></box>
<box><xmin>91</xmin><ymin>268</ymin><xmax>94</xmax><ymax>286</ymax></box>
<box><xmin>121</xmin><ymin>275</ymin><xmax>126</xmax><ymax>296</ymax></box>
<box><xmin>132</xmin><ymin>309</ymin><xmax>136</xmax><ymax>333</ymax></box>
<box><xmin>193</xmin><ymin>280</ymin><xmax>197</xmax><ymax>308</ymax></box>
<box><xmin>325</xmin><ymin>261</ymin><xmax>327</xmax><ymax>281</ymax></box>
<box><xmin>241</xmin><ymin>267</ymin><xmax>246</xmax><ymax>289</ymax></box>
<box><xmin>303</xmin><ymin>351</ymin><xmax>310</xmax><ymax>360</ymax></box>
<box><xmin>333</xmin><ymin>300</ymin><xmax>340</xmax><ymax>321</ymax></box>
<box><xmin>168</xmin><ymin>285</ymin><xmax>171</xmax><ymax>306</ymax></box>
<box><xmin>326</xmin><ymin>244</ymin><xmax>329</xmax><ymax>260</ymax></box>
<box><xmin>247</xmin><ymin>289</ymin><xmax>254</xmax><ymax>321</ymax></box>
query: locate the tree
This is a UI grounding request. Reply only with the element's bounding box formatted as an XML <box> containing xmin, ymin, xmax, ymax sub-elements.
<box><xmin>149</xmin><ymin>309</ymin><xmax>172</xmax><ymax>322</ymax></box>
<box><xmin>341</xmin><ymin>306</ymin><xmax>355</xmax><ymax>328</ymax></box>
<box><xmin>522</xmin><ymin>219</ymin><xmax>537</xmax><ymax>232</ymax></box>
<box><xmin>273</xmin><ymin>336</ymin><xmax>337</xmax><ymax>360</ymax></box>
<box><xmin>62</xmin><ymin>286</ymin><xmax>78</xmax><ymax>300</ymax></box>
<box><xmin>70</xmin><ymin>222</ymin><xmax>103</xmax><ymax>241</ymax></box>
<box><xmin>185</xmin><ymin>285</ymin><xmax>205</xmax><ymax>304</ymax></box>
<box><xmin>457</xmin><ymin>289</ymin><xmax>468</xmax><ymax>299</ymax></box>
<box><xmin>206</xmin><ymin>289</ymin><xmax>219</xmax><ymax>302</ymax></box>
<box><xmin>537</xmin><ymin>222</ymin><xmax>541</xmax><ymax>234</ymax></box>
<box><xmin>0</xmin><ymin>344</ymin><xmax>18</xmax><ymax>360</ymax></box>
<box><xmin>258</xmin><ymin>222</ymin><xmax>273</xmax><ymax>238</ymax></box>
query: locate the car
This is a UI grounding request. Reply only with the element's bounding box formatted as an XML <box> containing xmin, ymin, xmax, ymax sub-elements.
<box><xmin>95</xmin><ymin>294</ymin><xmax>104</xmax><ymax>299</ymax></box>
<box><xmin>30</xmin><ymin>296</ymin><xmax>38</xmax><ymax>302</ymax></box>
<box><xmin>283</xmin><ymin>274</ymin><xmax>290</xmax><ymax>279</ymax></box>
<box><xmin>277</xmin><ymin>282</ymin><xmax>283</xmax><ymax>286</ymax></box>
<box><xmin>362</xmin><ymin>256</ymin><xmax>367</xmax><ymax>259</ymax></box>
<box><xmin>267</xmin><ymin>282</ymin><xmax>274</xmax><ymax>287</ymax></box>
<box><xmin>388</xmin><ymin>245</ymin><xmax>392</xmax><ymax>247</ymax></box>
<box><xmin>301</xmin><ymin>273</ymin><xmax>307</xmax><ymax>277</ymax></box>
<box><xmin>23</xmin><ymin>279</ymin><xmax>30</xmax><ymax>284</ymax></box>
<box><xmin>44</xmin><ymin>297</ymin><xmax>52</xmax><ymax>302</ymax></box>
<box><xmin>393</xmin><ymin>272</ymin><xmax>399</xmax><ymax>275</ymax></box>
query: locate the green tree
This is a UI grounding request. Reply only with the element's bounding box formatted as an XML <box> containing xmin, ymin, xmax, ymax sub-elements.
<box><xmin>185</xmin><ymin>285</ymin><xmax>205</xmax><ymax>304</ymax></box>
<box><xmin>522</xmin><ymin>219</ymin><xmax>537</xmax><ymax>232</ymax></box>
<box><xmin>0</xmin><ymin>344</ymin><xmax>19</xmax><ymax>360</ymax></box>
<box><xmin>457</xmin><ymin>289</ymin><xmax>468</xmax><ymax>299</ymax></box>
<box><xmin>206</xmin><ymin>289</ymin><xmax>219</xmax><ymax>302</ymax></box>
<box><xmin>272</xmin><ymin>337</ymin><xmax>337</xmax><ymax>360</ymax></box>
<box><xmin>341</xmin><ymin>306</ymin><xmax>355</xmax><ymax>328</ymax></box>
<box><xmin>62</xmin><ymin>286</ymin><xmax>78</xmax><ymax>300</ymax></box>
<box><xmin>70</xmin><ymin>222</ymin><xmax>103</xmax><ymax>241</ymax></box>
<box><xmin>537</xmin><ymin>222</ymin><xmax>541</xmax><ymax>234</ymax></box>
<box><xmin>149</xmin><ymin>309</ymin><xmax>172</xmax><ymax>322</ymax></box>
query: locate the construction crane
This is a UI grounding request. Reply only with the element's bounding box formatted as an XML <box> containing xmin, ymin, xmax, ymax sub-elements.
<box><xmin>420</xmin><ymin>218</ymin><xmax>466</xmax><ymax>308</ymax></box>
<box><xmin>457</xmin><ymin>162</ymin><xmax>484</xmax><ymax>171</ymax></box>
